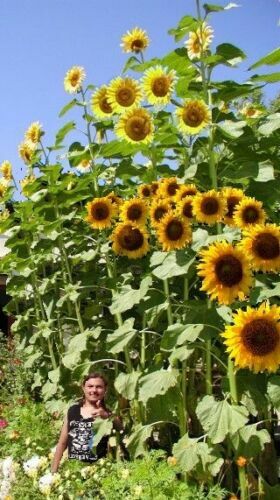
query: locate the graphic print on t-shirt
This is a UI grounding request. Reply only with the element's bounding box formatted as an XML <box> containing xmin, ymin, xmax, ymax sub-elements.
<box><xmin>68</xmin><ymin>418</ymin><xmax>96</xmax><ymax>461</ymax></box>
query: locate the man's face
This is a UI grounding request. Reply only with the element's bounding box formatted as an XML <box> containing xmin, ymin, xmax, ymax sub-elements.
<box><xmin>83</xmin><ymin>377</ymin><xmax>106</xmax><ymax>404</ymax></box>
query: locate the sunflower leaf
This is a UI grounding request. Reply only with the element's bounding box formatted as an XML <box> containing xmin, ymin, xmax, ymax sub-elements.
<box><xmin>173</xmin><ymin>434</ymin><xmax>224</xmax><ymax>476</ymax></box>
<box><xmin>138</xmin><ymin>369</ymin><xmax>179</xmax><ymax>404</ymax></box>
<box><xmin>249</xmin><ymin>47</ymin><xmax>280</xmax><ymax>70</ymax></box>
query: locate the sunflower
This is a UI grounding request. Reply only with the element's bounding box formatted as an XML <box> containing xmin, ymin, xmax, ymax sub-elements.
<box><xmin>192</xmin><ymin>190</ymin><xmax>226</xmax><ymax>225</ymax></box>
<box><xmin>197</xmin><ymin>241</ymin><xmax>253</xmax><ymax>305</ymax></box>
<box><xmin>64</xmin><ymin>66</ymin><xmax>86</xmax><ymax>93</ymax></box>
<box><xmin>115</xmin><ymin>108</ymin><xmax>154</xmax><ymax>144</ymax></box>
<box><xmin>176</xmin><ymin>99</ymin><xmax>211</xmax><ymax>135</ymax></box>
<box><xmin>150</xmin><ymin>200</ymin><xmax>171</xmax><ymax>227</ymax></box>
<box><xmin>85</xmin><ymin>197</ymin><xmax>117</xmax><ymax>230</ymax></box>
<box><xmin>0</xmin><ymin>209</ymin><xmax>10</xmax><ymax>223</ymax></box>
<box><xmin>120</xmin><ymin>198</ymin><xmax>148</xmax><ymax>225</ymax></box>
<box><xmin>0</xmin><ymin>161</ymin><xmax>12</xmax><ymax>181</ymax></box>
<box><xmin>151</xmin><ymin>181</ymin><xmax>160</xmax><ymax>196</ymax></box>
<box><xmin>239</xmin><ymin>224</ymin><xmax>280</xmax><ymax>273</ymax></box>
<box><xmin>158</xmin><ymin>177</ymin><xmax>180</xmax><ymax>199</ymax></box>
<box><xmin>107</xmin><ymin>191</ymin><xmax>123</xmax><ymax>208</ymax></box>
<box><xmin>222</xmin><ymin>302</ymin><xmax>280</xmax><ymax>373</ymax></box>
<box><xmin>91</xmin><ymin>86</ymin><xmax>113</xmax><ymax>119</ymax></box>
<box><xmin>156</xmin><ymin>213</ymin><xmax>192</xmax><ymax>251</ymax></box>
<box><xmin>107</xmin><ymin>77</ymin><xmax>142</xmax><ymax>114</ymax></box>
<box><xmin>0</xmin><ymin>179</ymin><xmax>8</xmax><ymax>198</ymax></box>
<box><xmin>24</xmin><ymin>122</ymin><xmax>43</xmax><ymax>145</ymax></box>
<box><xmin>138</xmin><ymin>184</ymin><xmax>152</xmax><ymax>198</ymax></box>
<box><xmin>20</xmin><ymin>175</ymin><xmax>36</xmax><ymax>195</ymax></box>
<box><xmin>111</xmin><ymin>222</ymin><xmax>149</xmax><ymax>259</ymax></box>
<box><xmin>177</xmin><ymin>196</ymin><xmax>194</xmax><ymax>221</ymax></box>
<box><xmin>240</xmin><ymin>104</ymin><xmax>263</xmax><ymax>119</ymax></box>
<box><xmin>233</xmin><ymin>197</ymin><xmax>266</xmax><ymax>229</ymax></box>
<box><xmin>120</xmin><ymin>27</ymin><xmax>149</xmax><ymax>54</ymax></box>
<box><xmin>175</xmin><ymin>184</ymin><xmax>198</xmax><ymax>202</ymax></box>
<box><xmin>185</xmin><ymin>22</ymin><xmax>214</xmax><ymax>60</ymax></box>
<box><xmin>142</xmin><ymin>66</ymin><xmax>177</xmax><ymax>106</ymax></box>
<box><xmin>76</xmin><ymin>159</ymin><xmax>91</xmax><ymax>173</ymax></box>
<box><xmin>221</xmin><ymin>187</ymin><xmax>244</xmax><ymax>226</ymax></box>
<box><xmin>18</xmin><ymin>141</ymin><xmax>36</xmax><ymax>164</ymax></box>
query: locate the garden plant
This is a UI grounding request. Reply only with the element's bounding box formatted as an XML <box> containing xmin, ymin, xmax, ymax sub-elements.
<box><xmin>0</xmin><ymin>0</ymin><xmax>280</xmax><ymax>498</ymax></box>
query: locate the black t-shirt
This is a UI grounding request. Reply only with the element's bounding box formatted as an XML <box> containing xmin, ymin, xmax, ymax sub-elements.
<box><xmin>67</xmin><ymin>403</ymin><xmax>108</xmax><ymax>462</ymax></box>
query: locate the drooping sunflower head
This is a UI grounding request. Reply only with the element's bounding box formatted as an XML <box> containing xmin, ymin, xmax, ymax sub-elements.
<box><xmin>176</xmin><ymin>99</ymin><xmax>211</xmax><ymax>135</ymax></box>
<box><xmin>149</xmin><ymin>200</ymin><xmax>171</xmax><ymax>228</ymax></box>
<box><xmin>20</xmin><ymin>175</ymin><xmax>36</xmax><ymax>195</ymax></box>
<box><xmin>120</xmin><ymin>27</ymin><xmax>149</xmax><ymax>54</ymax></box>
<box><xmin>24</xmin><ymin>122</ymin><xmax>43</xmax><ymax>145</ymax></box>
<box><xmin>85</xmin><ymin>197</ymin><xmax>117</xmax><ymax>230</ymax></box>
<box><xmin>18</xmin><ymin>141</ymin><xmax>36</xmax><ymax>164</ymax></box>
<box><xmin>107</xmin><ymin>77</ymin><xmax>142</xmax><ymax>114</ymax></box>
<box><xmin>185</xmin><ymin>22</ymin><xmax>214</xmax><ymax>60</ymax></box>
<box><xmin>239</xmin><ymin>224</ymin><xmax>280</xmax><ymax>273</ymax></box>
<box><xmin>111</xmin><ymin>222</ymin><xmax>149</xmax><ymax>259</ymax></box>
<box><xmin>64</xmin><ymin>66</ymin><xmax>86</xmax><ymax>94</ymax></box>
<box><xmin>115</xmin><ymin>108</ymin><xmax>154</xmax><ymax>144</ymax></box>
<box><xmin>120</xmin><ymin>198</ymin><xmax>148</xmax><ymax>225</ymax></box>
<box><xmin>177</xmin><ymin>196</ymin><xmax>194</xmax><ymax>221</ymax></box>
<box><xmin>0</xmin><ymin>161</ymin><xmax>12</xmax><ymax>181</ymax></box>
<box><xmin>175</xmin><ymin>183</ymin><xmax>198</xmax><ymax>202</ymax></box>
<box><xmin>138</xmin><ymin>184</ymin><xmax>152</xmax><ymax>199</ymax></box>
<box><xmin>158</xmin><ymin>177</ymin><xmax>180</xmax><ymax>199</ymax></box>
<box><xmin>156</xmin><ymin>212</ymin><xmax>192</xmax><ymax>251</ymax></box>
<box><xmin>192</xmin><ymin>190</ymin><xmax>226</xmax><ymax>225</ymax></box>
<box><xmin>76</xmin><ymin>158</ymin><xmax>91</xmax><ymax>173</ymax></box>
<box><xmin>142</xmin><ymin>66</ymin><xmax>177</xmax><ymax>106</ymax></box>
<box><xmin>197</xmin><ymin>241</ymin><xmax>253</xmax><ymax>305</ymax></box>
<box><xmin>222</xmin><ymin>302</ymin><xmax>280</xmax><ymax>373</ymax></box>
<box><xmin>221</xmin><ymin>187</ymin><xmax>244</xmax><ymax>226</ymax></box>
<box><xmin>233</xmin><ymin>197</ymin><xmax>266</xmax><ymax>229</ymax></box>
<box><xmin>91</xmin><ymin>86</ymin><xmax>114</xmax><ymax>119</ymax></box>
<box><xmin>240</xmin><ymin>104</ymin><xmax>263</xmax><ymax>119</ymax></box>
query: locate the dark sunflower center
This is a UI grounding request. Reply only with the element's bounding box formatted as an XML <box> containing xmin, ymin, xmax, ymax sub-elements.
<box><xmin>92</xmin><ymin>202</ymin><xmax>109</xmax><ymax>220</ymax></box>
<box><xmin>167</xmin><ymin>182</ymin><xmax>179</xmax><ymax>196</ymax></box>
<box><xmin>201</xmin><ymin>196</ymin><xmax>219</xmax><ymax>215</ymax></box>
<box><xmin>100</xmin><ymin>97</ymin><xmax>112</xmax><ymax>114</ymax></box>
<box><xmin>242</xmin><ymin>319</ymin><xmax>279</xmax><ymax>356</ymax></box>
<box><xmin>243</xmin><ymin>205</ymin><xmax>260</xmax><ymax>223</ymax></box>
<box><xmin>182</xmin><ymin>105</ymin><xmax>204</xmax><ymax>127</ymax></box>
<box><xmin>252</xmin><ymin>233</ymin><xmax>280</xmax><ymax>260</ymax></box>
<box><xmin>118</xmin><ymin>226</ymin><xmax>144</xmax><ymax>251</ymax></box>
<box><xmin>166</xmin><ymin>220</ymin><xmax>184</xmax><ymax>241</ymax></box>
<box><xmin>127</xmin><ymin>205</ymin><xmax>142</xmax><ymax>221</ymax></box>
<box><xmin>125</xmin><ymin>116</ymin><xmax>150</xmax><ymax>141</ymax></box>
<box><xmin>117</xmin><ymin>88</ymin><xmax>135</xmax><ymax>107</ymax></box>
<box><xmin>131</xmin><ymin>39</ymin><xmax>144</xmax><ymax>52</ymax></box>
<box><xmin>183</xmin><ymin>201</ymin><xmax>193</xmax><ymax>218</ymax></box>
<box><xmin>142</xmin><ymin>186</ymin><xmax>150</xmax><ymax>197</ymax></box>
<box><xmin>226</xmin><ymin>196</ymin><xmax>240</xmax><ymax>218</ymax></box>
<box><xmin>182</xmin><ymin>188</ymin><xmax>196</xmax><ymax>198</ymax></box>
<box><xmin>152</xmin><ymin>76</ymin><xmax>169</xmax><ymax>97</ymax></box>
<box><xmin>215</xmin><ymin>255</ymin><xmax>243</xmax><ymax>287</ymax></box>
<box><xmin>70</xmin><ymin>73</ymin><xmax>79</xmax><ymax>86</ymax></box>
<box><xmin>151</xmin><ymin>183</ymin><xmax>159</xmax><ymax>194</ymax></box>
<box><xmin>154</xmin><ymin>207</ymin><xmax>167</xmax><ymax>221</ymax></box>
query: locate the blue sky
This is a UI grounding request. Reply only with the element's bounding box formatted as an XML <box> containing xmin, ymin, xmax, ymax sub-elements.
<box><xmin>0</xmin><ymin>0</ymin><xmax>279</xmax><ymax>188</ymax></box>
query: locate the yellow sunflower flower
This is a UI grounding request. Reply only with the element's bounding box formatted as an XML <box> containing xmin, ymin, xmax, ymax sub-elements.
<box><xmin>24</xmin><ymin>122</ymin><xmax>43</xmax><ymax>145</ymax></box>
<box><xmin>0</xmin><ymin>179</ymin><xmax>8</xmax><ymax>198</ymax></box>
<box><xmin>233</xmin><ymin>197</ymin><xmax>266</xmax><ymax>229</ymax></box>
<box><xmin>120</xmin><ymin>27</ymin><xmax>149</xmax><ymax>54</ymax></box>
<box><xmin>111</xmin><ymin>222</ymin><xmax>149</xmax><ymax>259</ymax></box>
<box><xmin>150</xmin><ymin>200</ymin><xmax>171</xmax><ymax>227</ymax></box>
<box><xmin>150</xmin><ymin>181</ymin><xmax>160</xmax><ymax>196</ymax></box>
<box><xmin>156</xmin><ymin>213</ymin><xmax>192</xmax><ymax>251</ymax></box>
<box><xmin>120</xmin><ymin>198</ymin><xmax>148</xmax><ymax>225</ymax></box>
<box><xmin>0</xmin><ymin>209</ymin><xmax>10</xmax><ymax>223</ymax></box>
<box><xmin>142</xmin><ymin>66</ymin><xmax>177</xmax><ymax>106</ymax></box>
<box><xmin>158</xmin><ymin>177</ymin><xmax>180</xmax><ymax>199</ymax></box>
<box><xmin>0</xmin><ymin>161</ymin><xmax>12</xmax><ymax>181</ymax></box>
<box><xmin>115</xmin><ymin>108</ymin><xmax>154</xmax><ymax>144</ymax></box>
<box><xmin>85</xmin><ymin>197</ymin><xmax>117</xmax><ymax>230</ymax></box>
<box><xmin>20</xmin><ymin>175</ymin><xmax>36</xmax><ymax>195</ymax></box>
<box><xmin>76</xmin><ymin>159</ymin><xmax>91</xmax><ymax>173</ymax></box>
<box><xmin>240</xmin><ymin>104</ymin><xmax>263</xmax><ymax>119</ymax></box>
<box><xmin>138</xmin><ymin>184</ymin><xmax>152</xmax><ymax>198</ymax></box>
<box><xmin>177</xmin><ymin>196</ymin><xmax>194</xmax><ymax>221</ymax></box>
<box><xmin>64</xmin><ymin>66</ymin><xmax>86</xmax><ymax>94</ymax></box>
<box><xmin>91</xmin><ymin>86</ymin><xmax>113</xmax><ymax>119</ymax></box>
<box><xmin>197</xmin><ymin>241</ymin><xmax>253</xmax><ymax>305</ymax></box>
<box><xmin>176</xmin><ymin>99</ymin><xmax>211</xmax><ymax>135</ymax></box>
<box><xmin>239</xmin><ymin>224</ymin><xmax>280</xmax><ymax>273</ymax></box>
<box><xmin>18</xmin><ymin>141</ymin><xmax>36</xmax><ymax>164</ymax></box>
<box><xmin>107</xmin><ymin>191</ymin><xmax>123</xmax><ymax>208</ymax></box>
<box><xmin>221</xmin><ymin>187</ymin><xmax>244</xmax><ymax>226</ymax></box>
<box><xmin>192</xmin><ymin>190</ymin><xmax>226</xmax><ymax>225</ymax></box>
<box><xmin>175</xmin><ymin>184</ymin><xmax>198</xmax><ymax>202</ymax></box>
<box><xmin>107</xmin><ymin>77</ymin><xmax>142</xmax><ymax>114</ymax></box>
<box><xmin>222</xmin><ymin>302</ymin><xmax>280</xmax><ymax>373</ymax></box>
<box><xmin>185</xmin><ymin>22</ymin><xmax>214</xmax><ymax>60</ymax></box>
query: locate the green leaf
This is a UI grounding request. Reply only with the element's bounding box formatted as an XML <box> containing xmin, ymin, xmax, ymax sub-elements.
<box><xmin>204</xmin><ymin>2</ymin><xmax>239</xmax><ymax>14</ymax></box>
<box><xmin>196</xmin><ymin>396</ymin><xmax>249</xmax><ymax>444</ymax></box>
<box><xmin>114</xmin><ymin>371</ymin><xmax>141</xmax><ymax>400</ymax></box>
<box><xmin>109</xmin><ymin>276</ymin><xmax>152</xmax><ymax>315</ymax></box>
<box><xmin>262</xmin><ymin>480</ymin><xmax>280</xmax><ymax>500</ymax></box>
<box><xmin>173</xmin><ymin>434</ymin><xmax>223</xmax><ymax>475</ymax></box>
<box><xmin>161</xmin><ymin>48</ymin><xmax>192</xmax><ymax>76</ymax></box>
<box><xmin>55</xmin><ymin>121</ymin><xmax>76</xmax><ymax>146</ymax></box>
<box><xmin>126</xmin><ymin>424</ymin><xmax>154</xmax><ymax>458</ymax></box>
<box><xmin>122</xmin><ymin>55</ymin><xmax>141</xmax><ymax>74</ymax></box>
<box><xmin>92</xmin><ymin>418</ymin><xmax>113</xmax><ymax>452</ymax></box>
<box><xmin>161</xmin><ymin>323</ymin><xmax>205</xmax><ymax>351</ymax></box>
<box><xmin>215</xmin><ymin>43</ymin><xmax>246</xmax><ymax>66</ymax></box>
<box><xmin>255</xmin><ymin>161</ymin><xmax>275</xmax><ymax>182</ymax></box>
<box><xmin>42</xmin><ymin>380</ymin><xmax>57</xmax><ymax>400</ymax></box>
<box><xmin>231</xmin><ymin>424</ymin><xmax>271</xmax><ymax>458</ymax></box>
<box><xmin>168</xmin><ymin>16</ymin><xmax>198</xmax><ymax>42</ymax></box>
<box><xmin>217</xmin><ymin>120</ymin><xmax>246</xmax><ymax>138</ymax></box>
<box><xmin>249</xmin><ymin>47</ymin><xmax>280</xmax><ymax>70</ymax></box>
<box><xmin>258</xmin><ymin>113</ymin><xmax>280</xmax><ymax>136</ymax></box>
<box><xmin>62</xmin><ymin>329</ymin><xmax>97</xmax><ymax>369</ymax></box>
<box><xmin>169</xmin><ymin>346</ymin><xmax>195</xmax><ymax>365</ymax></box>
<box><xmin>151</xmin><ymin>251</ymin><xmax>195</xmax><ymax>280</ymax></box>
<box><xmin>106</xmin><ymin>318</ymin><xmax>136</xmax><ymax>354</ymax></box>
<box><xmin>250</xmin><ymin>72</ymin><xmax>280</xmax><ymax>83</ymax></box>
<box><xmin>138</xmin><ymin>369</ymin><xmax>179</xmax><ymax>404</ymax></box>
<box><xmin>268</xmin><ymin>376</ymin><xmax>280</xmax><ymax>410</ymax></box>
<box><xmin>58</xmin><ymin>99</ymin><xmax>78</xmax><ymax>117</ymax></box>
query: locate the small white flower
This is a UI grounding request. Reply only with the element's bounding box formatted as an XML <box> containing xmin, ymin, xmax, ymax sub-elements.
<box><xmin>38</xmin><ymin>472</ymin><xmax>60</xmax><ymax>495</ymax></box>
<box><xmin>23</xmin><ymin>455</ymin><xmax>45</xmax><ymax>478</ymax></box>
<box><xmin>120</xmin><ymin>468</ymin><xmax>130</xmax><ymax>480</ymax></box>
<box><xmin>134</xmin><ymin>485</ymin><xmax>143</xmax><ymax>497</ymax></box>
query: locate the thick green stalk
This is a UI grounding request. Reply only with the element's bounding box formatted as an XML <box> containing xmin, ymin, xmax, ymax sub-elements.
<box><xmin>238</xmin><ymin>466</ymin><xmax>249</xmax><ymax>500</ymax></box>
<box><xmin>228</xmin><ymin>357</ymin><xmax>238</xmax><ymax>404</ymax></box>
<box><xmin>163</xmin><ymin>279</ymin><xmax>173</xmax><ymax>326</ymax></box>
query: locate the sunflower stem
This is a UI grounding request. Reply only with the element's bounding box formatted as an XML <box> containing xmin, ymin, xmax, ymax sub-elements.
<box><xmin>205</xmin><ymin>339</ymin><xmax>212</xmax><ymax>395</ymax></box>
<box><xmin>228</xmin><ymin>357</ymin><xmax>239</xmax><ymax>404</ymax></box>
<box><xmin>238</xmin><ymin>466</ymin><xmax>249</xmax><ymax>500</ymax></box>
<box><xmin>163</xmin><ymin>278</ymin><xmax>173</xmax><ymax>326</ymax></box>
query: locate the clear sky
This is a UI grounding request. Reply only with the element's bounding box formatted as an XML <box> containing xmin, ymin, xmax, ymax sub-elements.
<box><xmin>0</xmin><ymin>0</ymin><xmax>279</xmax><ymax>189</ymax></box>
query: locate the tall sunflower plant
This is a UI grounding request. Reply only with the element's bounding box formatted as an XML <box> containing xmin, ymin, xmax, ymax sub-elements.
<box><xmin>1</xmin><ymin>1</ymin><xmax>280</xmax><ymax>496</ymax></box>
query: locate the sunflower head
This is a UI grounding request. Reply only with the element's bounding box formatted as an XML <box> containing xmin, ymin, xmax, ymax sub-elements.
<box><xmin>150</xmin><ymin>200</ymin><xmax>171</xmax><ymax>227</ymax></box>
<box><xmin>222</xmin><ymin>302</ymin><xmax>280</xmax><ymax>373</ymax></box>
<box><xmin>0</xmin><ymin>179</ymin><xmax>9</xmax><ymax>198</ymax></box>
<box><xmin>233</xmin><ymin>197</ymin><xmax>266</xmax><ymax>229</ymax></box>
<box><xmin>111</xmin><ymin>222</ymin><xmax>149</xmax><ymax>259</ymax></box>
<box><xmin>20</xmin><ymin>175</ymin><xmax>36</xmax><ymax>195</ymax></box>
<box><xmin>24</xmin><ymin>122</ymin><xmax>43</xmax><ymax>145</ymax></box>
<box><xmin>185</xmin><ymin>22</ymin><xmax>214</xmax><ymax>60</ymax></box>
<box><xmin>107</xmin><ymin>191</ymin><xmax>123</xmax><ymax>207</ymax></box>
<box><xmin>0</xmin><ymin>161</ymin><xmax>12</xmax><ymax>181</ymax></box>
<box><xmin>192</xmin><ymin>190</ymin><xmax>226</xmax><ymax>225</ymax></box>
<box><xmin>158</xmin><ymin>177</ymin><xmax>180</xmax><ymax>199</ymax></box>
<box><xmin>18</xmin><ymin>141</ymin><xmax>36</xmax><ymax>164</ymax></box>
<box><xmin>176</xmin><ymin>99</ymin><xmax>211</xmax><ymax>135</ymax></box>
<box><xmin>240</xmin><ymin>104</ymin><xmax>263</xmax><ymax>119</ymax></box>
<box><xmin>156</xmin><ymin>212</ymin><xmax>192</xmax><ymax>251</ymax></box>
<box><xmin>142</xmin><ymin>66</ymin><xmax>177</xmax><ymax>106</ymax></box>
<box><xmin>85</xmin><ymin>197</ymin><xmax>117</xmax><ymax>230</ymax></box>
<box><xmin>121</xmin><ymin>27</ymin><xmax>149</xmax><ymax>53</ymax></box>
<box><xmin>239</xmin><ymin>224</ymin><xmax>280</xmax><ymax>273</ymax></box>
<box><xmin>221</xmin><ymin>187</ymin><xmax>244</xmax><ymax>226</ymax></box>
<box><xmin>107</xmin><ymin>77</ymin><xmax>142</xmax><ymax>114</ymax></box>
<box><xmin>138</xmin><ymin>184</ymin><xmax>152</xmax><ymax>199</ymax></box>
<box><xmin>177</xmin><ymin>196</ymin><xmax>194</xmax><ymax>221</ymax></box>
<box><xmin>91</xmin><ymin>86</ymin><xmax>114</xmax><ymax>119</ymax></box>
<box><xmin>175</xmin><ymin>184</ymin><xmax>198</xmax><ymax>202</ymax></box>
<box><xmin>120</xmin><ymin>198</ymin><xmax>148</xmax><ymax>225</ymax></box>
<box><xmin>197</xmin><ymin>241</ymin><xmax>253</xmax><ymax>305</ymax></box>
<box><xmin>64</xmin><ymin>66</ymin><xmax>86</xmax><ymax>93</ymax></box>
<box><xmin>115</xmin><ymin>107</ymin><xmax>154</xmax><ymax>144</ymax></box>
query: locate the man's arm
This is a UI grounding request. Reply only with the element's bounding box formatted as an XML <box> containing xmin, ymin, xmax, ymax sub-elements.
<box><xmin>51</xmin><ymin>416</ymin><xmax>68</xmax><ymax>473</ymax></box>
